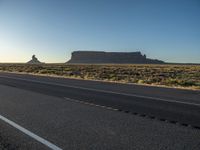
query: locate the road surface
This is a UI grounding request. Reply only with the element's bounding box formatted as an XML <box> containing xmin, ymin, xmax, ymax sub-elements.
<box><xmin>0</xmin><ymin>72</ymin><xmax>200</xmax><ymax>150</ymax></box>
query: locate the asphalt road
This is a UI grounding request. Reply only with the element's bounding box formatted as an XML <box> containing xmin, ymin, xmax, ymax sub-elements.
<box><xmin>0</xmin><ymin>72</ymin><xmax>200</xmax><ymax>150</ymax></box>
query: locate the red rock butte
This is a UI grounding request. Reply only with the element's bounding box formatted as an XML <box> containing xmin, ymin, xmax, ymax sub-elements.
<box><xmin>67</xmin><ymin>51</ymin><xmax>164</xmax><ymax>64</ymax></box>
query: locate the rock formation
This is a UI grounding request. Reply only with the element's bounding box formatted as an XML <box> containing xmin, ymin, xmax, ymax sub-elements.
<box><xmin>27</xmin><ymin>55</ymin><xmax>43</xmax><ymax>64</ymax></box>
<box><xmin>67</xmin><ymin>51</ymin><xmax>164</xmax><ymax>64</ymax></box>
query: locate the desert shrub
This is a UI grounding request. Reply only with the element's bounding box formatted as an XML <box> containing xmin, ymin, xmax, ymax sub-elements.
<box><xmin>138</xmin><ymin>80</ymin><xmax>145</xmax><ymax>84</ymax></box>
<box><xmin>0</xmin><ymin>63</ymin><xmax>200</xmax><ymax>89</ymax></box>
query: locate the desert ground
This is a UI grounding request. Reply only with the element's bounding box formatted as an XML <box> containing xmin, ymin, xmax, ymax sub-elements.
<box><xmin>0</xmin><ymin>63</ymin><xmax>199</xmax><ymax>90</ymax></box>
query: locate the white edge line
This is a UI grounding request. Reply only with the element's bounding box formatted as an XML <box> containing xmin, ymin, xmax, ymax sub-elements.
<box><xmin>0</xmin><ymin>115</ymin><xmax>62</xmax><ymax>150</ymax></box>
<box><xmin>1</xmin><ymin>75</ymin><xmax>200</xmax><ymax>107</ymax></box>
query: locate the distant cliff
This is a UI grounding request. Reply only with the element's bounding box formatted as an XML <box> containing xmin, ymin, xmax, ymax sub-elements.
<box><xmin>67</xmin><ymin>51</ymin><xmax>164</xmax><ymax>64</ymax></box>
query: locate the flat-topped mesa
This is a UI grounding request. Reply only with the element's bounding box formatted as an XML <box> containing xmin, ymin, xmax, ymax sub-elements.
<box><xmin>67</xmin><ymin>51</ymin><xmax>165</xmax><ymax>64</ymax></box>
<box><xmin>27</xmin><ymin>55</ymin><xmax>43</xmax><ymax>64</ymax></box>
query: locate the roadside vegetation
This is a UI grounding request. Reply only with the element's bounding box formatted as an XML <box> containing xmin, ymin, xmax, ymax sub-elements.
<box><xmin>0</xmin><ymin>63</ymin><xmax>200</xmax><ymax>90</ymax></box>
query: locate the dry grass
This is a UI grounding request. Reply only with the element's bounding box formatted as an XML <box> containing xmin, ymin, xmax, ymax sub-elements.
<box><xmin>0</xmin><ymin>63</ymin><xmax>200</xmax><ymax>90</ymax></box>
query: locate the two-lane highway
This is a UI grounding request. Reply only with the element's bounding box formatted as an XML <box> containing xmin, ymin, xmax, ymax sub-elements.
<box><xmin>0</xmin><ymin>72</ymin><xmax>200</xmax><ymax>127</ymax></box>
<box><xmin>0</xmin><ymin>72</ymin><xmax>200</xmax><ymax>150</ymax></box>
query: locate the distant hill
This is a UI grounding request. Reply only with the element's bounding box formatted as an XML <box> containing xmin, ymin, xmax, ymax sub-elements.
<box><xmin>67</xmin><ymin>51</ymin><xmax>165</xmax><ymax>64</ymax></box>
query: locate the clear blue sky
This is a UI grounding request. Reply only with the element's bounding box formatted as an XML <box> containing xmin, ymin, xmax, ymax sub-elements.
<box><xmin>0</xmin><ymin>0</ymin><xmax>199</xmax><ymax>63</ymax></box>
